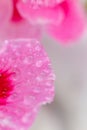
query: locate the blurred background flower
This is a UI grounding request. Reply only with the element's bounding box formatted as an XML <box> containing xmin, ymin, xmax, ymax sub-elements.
<box><xmin>0</xmin><ymin>0</ymin><xmax>41</xmax><ymax>41</ymax></box>
<box><xmin>17</xmin><ymin>0</ymin><xmax>86</xmax><ymax>44</ymax></box>
<box><xmin>0</xmin><ymin>0</ymin><xmax>86</xmax><ymax>43</ymax></box>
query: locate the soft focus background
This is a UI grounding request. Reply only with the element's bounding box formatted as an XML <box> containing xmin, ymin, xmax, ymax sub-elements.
<box><xmin>30</xmin><ymin>28</ymin><xmax>87</xmax><ymax>130</ymax></box>
<box><xmin>30</xmin><ymin>1</ymin><xmax>87</xmax><ymax>130</ymax></box>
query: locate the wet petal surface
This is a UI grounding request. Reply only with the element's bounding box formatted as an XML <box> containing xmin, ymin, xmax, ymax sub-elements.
<box><xmin>0</xmin><ymin>39</ymin><xmax>55</xmax><ymax>130</ymax></box>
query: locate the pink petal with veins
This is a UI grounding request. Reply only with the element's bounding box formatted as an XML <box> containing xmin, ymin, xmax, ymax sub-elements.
<box><xmin>0</xmin><ymin>39</ymin><xmax>55</xmax><ymax>130</ymax></box>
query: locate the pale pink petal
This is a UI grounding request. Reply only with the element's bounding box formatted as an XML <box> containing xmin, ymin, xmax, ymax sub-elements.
<box><xmin>0</xmin><ymin>1</ymin><xmax>42</xmax><ymax>47</ymax></box>
<box><xmin>17</xmin><ymin>0</ymin><xmax>64</xmax><ymax>24</ymax></box>
<box><xmin>46</xmin><ymin>0</ymin><xmax>86</xmax><ymax>43</ymax></box>
<box><xmin>0</xmin><ymin>0</ymin><xmax>13</xmax><ymax>26</ymax></box>
<box><xmin>0</xmin><ymin>21</ymin><xmax>41</xmax><ymax>41</ymax></box>
<box><xmin>0</xmin><ymin>39</ymin><xmax>55</xmax><ymax>129</ymax></box>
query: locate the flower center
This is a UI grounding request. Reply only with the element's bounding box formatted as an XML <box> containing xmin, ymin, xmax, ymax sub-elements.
<box><xmin>11</xmin><ymin>0</ymin><xmax>23</xmax><ymax>22</ymax></box>
<box><xmin>0</xmin><ymin>70</ymin><xmax>13</xmax><ymax>105</ymax></box>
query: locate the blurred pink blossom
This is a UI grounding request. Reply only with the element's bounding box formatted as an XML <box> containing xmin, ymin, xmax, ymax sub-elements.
<box><xmin>17</xmin><ymin>0</ymin><xmax>86</xmax><ymax>43</ymax></box>
<box><xmin>0</xmin><ymin>0</ymin><xmax>86</xmax><ymax>43</ymax></box>
<box><xmin>0</xmin><ymin>0</ymin><xmax>41</xmax><ymax>41</ymax></box>
<box><xmin>0</xmin><ymin>39</ymin><xmax>55</xmax><ymax>130</ymax></box>
<box><xmin>46</xmin><ymin>0</ymin><xmax>86</xmax><ymax>43</ymax></box>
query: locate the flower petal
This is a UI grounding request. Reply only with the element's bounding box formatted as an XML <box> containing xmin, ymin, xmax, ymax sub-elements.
<box><xmin>0</xmin><ymin>20</ymin><xmax>41</xmax><ymax>41</ymax></box>
<box><xmin>0</xmin><ymin>39</ymin><xmax>55</xmax><ymax>129</ymax></box>
<box><xmin>17</xmin><ymin>0</ymin><xmax>64</xmax><ymax>24</ymax></box>
<box><xmin>11</xmin><ymin>0</ymin><xmax>23</xmax><ymax>22</ymax></box>
<box><xmin>46</xmin><ymin>0</ymin><xmax>86</xmax><ymax>43</ymax></box>
<box><xmin>0</xmin><ymin>0</ymin><xmax>13</xmax><ymax>25</ymax></box>
<box><xmin>17</xmin><ymin>0</ymin><xmax>86</xmax><ymax>44</ymax></box>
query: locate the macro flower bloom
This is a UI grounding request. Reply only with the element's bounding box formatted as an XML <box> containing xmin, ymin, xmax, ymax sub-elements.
<box><xmin>17</xmin><ymin>0</ymin><xmax>86</xmax><ymax>43</ymax></box>
<box><xmin>0</xmin><ymin>39</ymin><xmax>54</xmax><ymax>130</ymax></box>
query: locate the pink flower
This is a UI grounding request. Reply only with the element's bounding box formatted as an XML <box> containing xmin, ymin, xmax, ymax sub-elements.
<box><xmin>0</xmin><ymin>1</ymin><xmax>55</xmax><ymax>129</ymax></box>
<box><xmin>0</xmin><ymin>39</ymin><xmax>55</xmax><ymax>130</ymax></box>
<box><xmin>0</xmin><ymin>0</ymin><xmax>86</xmax><ymax>43</ymax></box>
<box><xmin>17</xmin><ymin>0</ymin><xmax>86</xmax><ymax>43</ymax></box>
